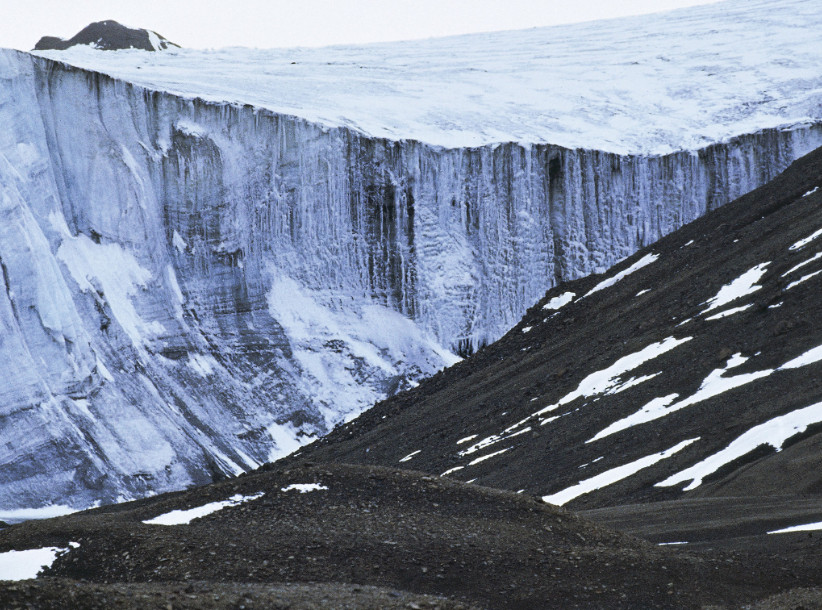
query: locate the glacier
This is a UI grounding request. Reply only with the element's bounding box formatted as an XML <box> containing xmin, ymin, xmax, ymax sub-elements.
<box><xmin>2</xmin><ymin>0</ymin><xmax>822</xmax><ymax>511</ymax></box>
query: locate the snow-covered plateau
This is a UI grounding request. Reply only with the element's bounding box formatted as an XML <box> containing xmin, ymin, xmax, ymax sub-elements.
<box><xmin>2</xmin><ymin>0</ymin><xmax>822</xmax><ymax>512</ymax></box>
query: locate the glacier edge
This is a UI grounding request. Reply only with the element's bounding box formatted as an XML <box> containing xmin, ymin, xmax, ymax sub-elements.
<box><xmin>1</xmin><ymin>47</ymin><xmax>821</xmax><ymax>510</ymax></box>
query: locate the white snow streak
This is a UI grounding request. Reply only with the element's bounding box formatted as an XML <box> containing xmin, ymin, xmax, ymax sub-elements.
<box><xmin>786</xmin><ymin>269</ymin><xmax>822</xmax><ymax>290</ymax></box>
<box><xmin>590</xmin><ymin>343</ymin><xmax>822</xmax><ymax>444</ymax></box>
<box><xmin>399</xmin><ymin>450</ymin><xmax>422</xmax><ymax>463</ymax></box>
<box><xmin>588</xmin><ymin>354</ymin><xmax>772</xmax><ymax>442</ymax></box>
<box><xmin>790</xmin><ymin>228</ymin><xmax>822</xmax><ymax>251</ymax></box>
<box><xmin>456</xmin><ymin>435</ymin><xmax>478</xmax><ymax>445</ymax></box>
<box><xmin>769</xmin><ymin>521</ymin><xmax>822</xmax><ymax>534</ymax></box>
<box><xmin>467</xmin><ymin>447</ymin><xmax>511</xmax><ymax>466</ymax></box>
<box><xmin>440</xmin><ymin>466</ymin><xmax>465</xmax><ymax>476</ymax></box>
<box><xmin>453</xmin><ymin>336</ymin><xmax>692</xmax><ymax>467</ymax></box>
<box><xmin>543</xmin><ymin>438</ymin><xmax>699</xmax><ymax>506</ymax></box>
<box><xmin>779</xmin><ymin>344</ymin><xmax>822</xmax><ymax>369</ymax></box>
<box><xmin>533</xmin><ymin>336</ymin><xmax>691</xmax><ymax>418</ymax></box>
<box><xmin>459</xmin><ymin>426</ymin><xmax>531</xmax><ymax>457</ymax></box>
<box><xmin>542</xmin><ymin>292</ymin><xmax>575</xmax><ymax>311</ymax></box>
<box><xmin>143</xmin><ymin>492</ymin><xmax>264</xmax><ymax>525</ymax></box>
<box><xmin>702</xmin><ymin>263</ymin><xmax>769</xmax><ymax>313</ymax></box>
<box><xmin>704</xmin><ymin>304</ymin><xmax>752</xmax><ymax>320</ymax></box>
<box><xmin>147</xmin><ymin>30</ymin><xmax>162</xmax><ymax>52</ymax></box>
<box><xmin>782</xmin><ymin>252</ymin><xmax>822</xmax><ymax>276</ymax></box>
<box><xmin>657</xmin><ymin>402</ymin><xmax>822</xmax><ymax>491</ymax></box>
<box><xmin>281</xmin><ymin>483</ymin><xmax>328</xmax><ymax>493</ymax></box>
<box><xmin>585</xmin><ymin>253</ymin><xmax>659</xmax><ymax>297</ymax></box>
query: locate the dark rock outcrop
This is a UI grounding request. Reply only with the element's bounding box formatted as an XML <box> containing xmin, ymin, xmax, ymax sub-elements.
<box><xmin>34</xmin><ymin>20</ymin><xmax>179</xmax><ymax>51</ymax></box>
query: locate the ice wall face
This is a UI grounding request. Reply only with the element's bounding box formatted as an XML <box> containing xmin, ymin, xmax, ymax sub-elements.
<box><xmin>1</xmin><ymin>49</ymin><xmax>821</xmax><ymax>510</ymax></box>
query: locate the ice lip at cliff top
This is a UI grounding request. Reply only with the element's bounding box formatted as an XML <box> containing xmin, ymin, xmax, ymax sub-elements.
<box><xmin>34</xmin><ymin>0</ymin><xmax>822</xmax><ymax>153</ymax></box>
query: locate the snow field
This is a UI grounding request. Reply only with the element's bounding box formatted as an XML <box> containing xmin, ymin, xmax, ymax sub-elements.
<box><xmin>33</xmin><ymin>0</ymin><xmax>822</xmax><ymax>153</ymax></box>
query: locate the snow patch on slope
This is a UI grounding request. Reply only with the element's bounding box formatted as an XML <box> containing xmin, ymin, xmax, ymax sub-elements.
<box><xmin>783</xmin><ymin>252</ymin><xmax>822</xmax><ymax>276</ymax></box>
<box><xmin>705</xmin><ymin>304</ymin><xmax>752</xmax><ymax>321</ymax></box>
<box><xmin>590</xmin><ymin>344</ymin><xmax>822</xmax><ymax>444</ymax></box>
<box><xmin>786</xmin><ymin>269</ymin><xmax>822</xmax><ymax>290</ymax></box>
<box><xmin>702</xmin><ymin>263</ymin><xmax>769</xmax><ymax>313</ymax></box>
<box><xmin>656</xmin><ymin>402</ymin><xmax>822</xmax><ymax>491</ymax></box>
<box><xmin>0</xmin><ymin>544</ymin><xmax>79</xmax><ymax>581</ymax></box>
<box><xmin>543</xmin><ymin>438</ymin><xmax>699</xmax><ymax>506</ymax></box>
<box><xmin>533</xmin><ymin>336</ymin><xmax>691</xmax><ymax>418</ymax></box>
<box><xmin>770</xmin><ymin>520</ymin><xmax>822</xmax><ymax>534</ymax></box>
<box><xmin>454</xmin><ymin>336</ymin><xmax>691</xmax><ymax>465</ymax></box>
<box><xmin>281</xmin><ymin>483</ymin><xmax>328</xmax><ymax>493</ymax></box>
<box><xmin>790</xmin><ymin>228</ymin><xmax>822</xmax><ymax>251</ymax></box>
<box><xmin>143</xmin><ymin>492</ymin><xmax>264</xmax><ymax>525</ymax></box>
<box><xmin>585</xmin><ymin>253</ymin><xmax>659</xmax><ymax>297</ymax></box>
<box><xmin>542</xmin><ymin>292</ymin><xmax>575</xmax><ymax>311</ymax></box>
<box><xmin>588</xmin><ymin>354</ymin><xmax>773</xmax><ymax>442</ymax></box>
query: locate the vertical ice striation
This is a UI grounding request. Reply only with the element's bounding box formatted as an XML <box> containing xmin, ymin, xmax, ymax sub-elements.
<box><xmin>0</xmin><ymin>48</ymin><xmax>821</xmax><ymax>510</ymax></box>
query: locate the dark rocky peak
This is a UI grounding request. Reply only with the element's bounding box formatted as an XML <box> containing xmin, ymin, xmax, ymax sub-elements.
<box><xmin>34</xmin><ymin>20</ymin><xmax>180</xmax><ymax>51</ymax></box>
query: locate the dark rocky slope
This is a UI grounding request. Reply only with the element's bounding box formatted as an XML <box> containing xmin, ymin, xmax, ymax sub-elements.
<box><xmin>293</xmin><ymin>144</ymin><xmax>822</xmax><ymax>514</ymax></box>
<box><xmin>34</xmin><ymin>20</ymin><xmax>179</xmax><ymax>51</ymax></box>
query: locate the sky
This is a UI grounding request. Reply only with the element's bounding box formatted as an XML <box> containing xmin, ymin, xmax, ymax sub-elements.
<box><xmin>1</xmin><ymin>0</ymin><xmax>724</xmax><ymax>51</ymax></box>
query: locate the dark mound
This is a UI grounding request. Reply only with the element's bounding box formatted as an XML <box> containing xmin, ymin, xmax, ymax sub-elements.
<box><xmin>34</xmin><ymin>20</ymin><xmax>179</xmax><ymax>52</ymax></box>
<box><xmin>0</xmin><ymin>463</ymin><xmax>814</xmax><ymax>608</ymax></box>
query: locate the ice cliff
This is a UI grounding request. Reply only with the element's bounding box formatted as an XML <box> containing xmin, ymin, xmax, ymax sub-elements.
<box><xmin>2</xmin><ymin>0</ymin><xmax>822</xmax><ymax>512</ymax></box>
